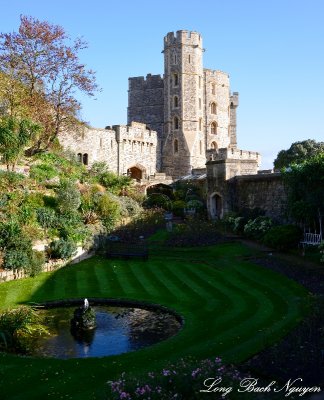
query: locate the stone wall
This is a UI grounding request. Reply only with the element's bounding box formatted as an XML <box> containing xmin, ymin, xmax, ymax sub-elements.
<box><xmin>229</xmin><ymin>173</ymin><xmax>288</xmax><ymax>221</ymax></box>
<box><xmin>0</xmin><ymin>246</ymin><xmax>93</xmax><ymax>283</ymax></box>
<box><xmin>127</xmin><ymin>74</ymin><xmax>164</xmax><ymax>142</ymax></box>
<box><xmin>59</xmin><ymin>122</ymin><xmax>158</xmax><ymax>177</ymax></box>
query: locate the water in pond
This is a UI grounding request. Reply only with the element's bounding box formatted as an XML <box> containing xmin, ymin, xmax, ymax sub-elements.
<box><xmin>31</xmin><ymin>306</ymin><xmax>181</xmax><ymax>359</ymax></box>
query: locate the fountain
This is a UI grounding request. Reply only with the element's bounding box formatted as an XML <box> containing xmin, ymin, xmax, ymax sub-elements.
<box><xmin>71</xmin><ymin>298</ymin><xmax>96</xmax><ymax>331</ymax></box>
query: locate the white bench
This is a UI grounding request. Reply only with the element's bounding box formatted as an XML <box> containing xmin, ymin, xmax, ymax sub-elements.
<box><xmin>299</xmin><ymin>233</ymin><xmax>322</xmax><ymax>247</ymax></box>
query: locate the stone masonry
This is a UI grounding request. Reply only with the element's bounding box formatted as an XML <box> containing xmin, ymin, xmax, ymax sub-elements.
<box><xmin>127</xmin><ymin>30</ymin><xmax>245</xmax><ymax>178</ymax></box>
<box><xmin>59</xmin><ymin>29</ymin><xmax>260</xmax><ymax>194</ymax></box>
<box><xmin>59</xmin><ymin>122</ymin><xmax>157</xmax><ymax>178</ymax></box>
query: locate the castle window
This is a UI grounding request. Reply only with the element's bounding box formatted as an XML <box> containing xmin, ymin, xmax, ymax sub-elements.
<box><xmin>199</xmin><ymin>76</ymin><xmax>201</xmax><ymax>88</ymax></box>
<box><xmin>173</xmin><ymin>74</ymin><xmax>179</xmax><ymax>87</ymax></box>
<box><xmin>174</xmin><ymin>96</ymin><xmax>179</xmax><ymax>108</ymax></box>
<box><xmin>199</xmin><ymin>118</ymin><xmax>202</xmax><ymax>131</ymax></box>
<box><xmin>173</xmin><ymin>73</ymin><xmax>179</xmax><ymax>87</ymax></box>
<box><xmin>211</xmin><ymin>141</ymin><xmax>218</xmax><ymax>150</ymax></box>
<box><xmin>82</xmin><ymin>153</ymin><xmax>88</xmax><ymax>166</ymax></box>
<box><xmin>199</xmin><ymin>140</ymin><xmax>202</xmax><ymax>155</ymax></box>
<box><xmin>77</xmin><ymin>153</ymin><xmax>82</xmax><ymax>163</ymax></box>
<box><xmin>188</xmin><ymin>55</ymin><xmax>191</xmax><ymax>63</ymax></box>
<box><xmin>211</xmin><ymin>102</ymin><xmax>217</xmax><ymax>114</ymax></box>
<box><xmin>174</xmin><ymin>116</ymin><xmax>179</xmax><ymax>130</ymax></box>
<box><xmin>212</xmin><ymin>84</ymin><xmax>216</xmax><ymax>95</ymax></box>
<box><xmin>199</xmin><ymin>98</ymin><xmax>202</xmax><ymax>110</ymax></box>
<box><xmin>174</xmin><ymin>53</ymin><xmax>177</xmax><ymax>64</ymax></box>
<box><xmin>211</xmin><ymin>122</ymin><xmax>217</xmax><ymax>135</ymax></box>
<box><xmin>174</xmin><ymin>139</ymin><xmax>179</xmax><ymax>154</ymax></box>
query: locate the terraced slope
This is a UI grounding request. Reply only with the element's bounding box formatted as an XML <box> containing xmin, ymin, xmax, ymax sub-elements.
<box><xmin>0</xmin><ymin>242</ymin><xmax>309</xmax><ymax>400</ymax></box>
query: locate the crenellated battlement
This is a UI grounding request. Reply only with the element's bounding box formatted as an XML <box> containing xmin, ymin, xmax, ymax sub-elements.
<box><xmin>164</xmin><ymin>30</ymin><xmax>202</xmax><ymax>47</ymax></box>
<box><xmin>128</xmin><ymin>74</ymin><xmax>163</xmax><ymax>90</ymax></box>
<box><xmin>230</xmin><ymin>92</ymin><xmax>239</xmax><ymax>106</ymax></box>
<box><xmin>207</xmin><ymin>148</ymin><xmax>260</xmax><ymax>164</ymax></box>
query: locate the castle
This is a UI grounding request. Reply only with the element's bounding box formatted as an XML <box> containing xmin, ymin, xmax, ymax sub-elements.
<box><xmin>60</xmin><ymin>30</ymin><xmax>263</xmax><ymax>218</ymax></box>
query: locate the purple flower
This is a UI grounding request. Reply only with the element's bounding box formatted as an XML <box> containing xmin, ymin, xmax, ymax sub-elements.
<box><xmin>162</xmin><ymin>369</ymin><xmax>171</xmax><ymax>376</ymax></box>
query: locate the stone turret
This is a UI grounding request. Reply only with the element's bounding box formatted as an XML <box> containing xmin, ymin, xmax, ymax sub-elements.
<box><xmin>162</xmin><ymin>30</ymin><xmax>205</xmax><ymax>178</ymax></box>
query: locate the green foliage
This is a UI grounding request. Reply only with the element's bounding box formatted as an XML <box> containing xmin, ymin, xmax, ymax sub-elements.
<box><xmin>36</xmin><ymin>207</ymin><xmax>57</xmax><ymax>229</ymax></box>
<box><xmin>143</xmin><ymin>193</ymin><xmax>172</xmax><ymax>210</ymax></box>
<box><xmin>274</xmin><ymin>139</ymin><xmax>324</xmax><ymax>169</ymax></box>
<box><xmin>48</xmin><ymin>238</ymin><xmax>77</xmax><ymax>259</ymax></box>
<box><xmin>29</xmin><ymin>163</ymin><xmax>58</xmax><ymax>183</ymax></box>
<box><xmin>172</xmin><ymin>200</ymin><xmax>187</xmax><ymax>217</ymax></box>
<box><xmin>25</xmin><ymin>251</ymin><xmax>46</xmax><ymax>277</ymax></box>
<box><xmin>57</xmin><ymin>212</ymin><xmax>90</xmax><ymax>243</ymax></box>
<box><xmin>0</xmin><ymin>220</ymin><xmax>44</xmax><ymax>274</ymax></box>
<box><xmin>95</xmin><ymin>193</ymin><xmax>121</xmax><ymax>230</ymax></box>
<box><xmin>0</xmin><ymin>306</ymin><xmax>49</xmax><ymax>352</ymax></box>
<box><xmin>35</xmin><ymin>151</ymin><xmax>86</xmax><ymax>181</ymax></box>
<box><xmin>0</xmin><ymin>116</ymin><xmax>41</xmax><ymax>169</ymax></box>
<box><xmin>0</xmin><ymin>170</ymin><xmax>26</xmax><ymax>191</ymax></box>
<box><xmin>99</xmin><ymin>171</ymin><xmax>131</xmax><ymax>194</ymax></box>
<box><xmin>186</xmin><ymin>199</ymin><xmax>204</xmax><ymax>210</ymax></box>
<box><xmin>117</xmin><ymin>195</ymin><xmax>142</xmax><ymax>218</ymax></box>
<box><xmin>56</xmin><ymin>179</ymin><xmax>81</xmax><ymax>214</ymax></box>
<box><xmin>282</xmin><ymin>153</ymin><xmax>324</xmax><ymax>224</ymax></box>
<box><xmin>262</xmin><ymin>225</ymin><xmax>302</xmax><ymax>250</ymax></box>
<box><xmin>243</xmin><ymin>216</ymin><xmax>273</xmax><ymax>239</ymax></box>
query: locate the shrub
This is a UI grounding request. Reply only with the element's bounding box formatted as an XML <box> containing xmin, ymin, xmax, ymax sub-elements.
<box><xmin>95</xmin><ymin>193</ymin><xmax>121</xmax><ymax>230</ymax></box>
<box><xmin>48</xmin><ymin>238</ymin><xmax>77</xmax><ymax>259</ymax></box>
<box><xmin>143</xmin><ymin>193</ymin><xmax>172</xmax><ymax>210</ymax></box>
<box><xmin>172</xmin><ymin>200</ymin><xmax>186</xmax><ymax>217</ymax></box>
<box><xmin>29</xmin><ymin>164</ymin><xmax>58</xmax><ymax>183</ymax></box>
<box><xmin>0</xmin><ymin>306</ymin><xmax>49</xmax><ymax>352</ymax></box>
<box><xmin>56</xmin><ymin>179</ymin><xmax>81</xmax><ymax>213</ymax></box>
<box><xmin>24</xmin><ymin>251</ymin><xmax>46</xmax><ymax>277</ymax></box>
<box><xmin>262</xmin><ymin>225</ymin><xmax>302</xmax><ymax>250</ymax></box>
<box><xmin>36</xmin><ymin>207</ymin><xmax>57</xmax><ymax>229</ymax></box>
<box><xmin>117</xmin><ymin>196</ymin><xmax>142</xmax><ymax>218</ymax></box>
<box><xmin>243</xmin><ymin>216</ymin><xmax>273</xmax><ymax>239</ymax></box>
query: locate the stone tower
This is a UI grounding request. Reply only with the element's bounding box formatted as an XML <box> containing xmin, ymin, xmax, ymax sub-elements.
<box><xmin>162</xmin><ymin>31</ymin><xmax>205</xmax><ymax>177</ymax></box>
<box><xmin>127</xmin><ymin>30</ymin><xmax>241</xmax><ymax>179</ymax></box>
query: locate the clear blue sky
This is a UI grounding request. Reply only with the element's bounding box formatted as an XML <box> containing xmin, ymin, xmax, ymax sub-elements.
<box><xmin>2</xmin><ymin>0</ymin><xmax>324</xmax><ymax>168</ymax></box>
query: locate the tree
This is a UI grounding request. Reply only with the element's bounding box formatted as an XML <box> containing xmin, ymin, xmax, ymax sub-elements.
<box><xmin>0</xmin><ymin>15</ymin><xmax>99</xmax><ymax>152</ymax></box>
<box><xmin>282</xmin><ymin>153</ymin><xmax>324</xmax><ymax>226</ymax></box>
<box><xmin>0</xmin><ymin>116</ymin><xmax>40</xmax><ymax>170</ymax></box>
<box><xmin>274</xmin><ymin>139</ymin><xmax>324</xmax><ymax>169</ymax></box>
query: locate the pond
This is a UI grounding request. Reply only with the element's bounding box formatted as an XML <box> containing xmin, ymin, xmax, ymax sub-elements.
<box><xmin>31</xmin><ymin>302</ymin><xmax>182</xmax><ymax>359</ymax></box>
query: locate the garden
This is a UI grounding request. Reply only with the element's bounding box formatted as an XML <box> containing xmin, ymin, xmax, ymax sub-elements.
<box><xmin>0</xmin><ymin>237</ymin><xmax>313</xmax><ymax>400</ymax></box>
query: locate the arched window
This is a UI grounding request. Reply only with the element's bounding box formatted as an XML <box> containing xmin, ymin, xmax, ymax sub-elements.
<box><xmin>199</xmin><ymin>118</ymin><xmax>202</xmax><ymax>131</ymax></box>
<box><xmin>174</xmin><ymin>116</ymin><xmax>179</xmax><ymax>130</ymax></box>
<box><xmin>82</xmin><ymin>153</ymin><xmax>88</xmax><ymax>165</ymax></box>
<box><xmin>211</xmin><ymin>102</ymin><xmax>217</xmax><ymax>114</ymax></box>
<box><xmin>77</xmin><ymin>153</ymin><xmax>82</xmax><ymax>163</ymax></box>
<box><xmin>173</xmin><ymin>73</ymin><xmax>179</xmax><ymax>87</ymax></box>
<box><xmin>174</xmin><ymin>139</ymin><xmax>179</xmax><ymax>153</ymax></box>
<box><xmin>174</xmin><ymin>96</ymin><xmax>179</xmax><ymax>108</ymax></box>
<box><xmin>211</xmin><ymin>141</ymin><xmax>218</xmax><ymax>150</ymax></box>
<box><xmin>188</xmin><ymin>54</ymin><xmax>191</xmax><ymax>63</ymax></box>
<box><xmin>211</xmin><ymin>122</ymin><xmax>217</xmax><ymax>135</ymax></box>
<box><xmin>211</xmin><ymin>84</ymin><xmax>216</xmax><ymax>95</ymax></box>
